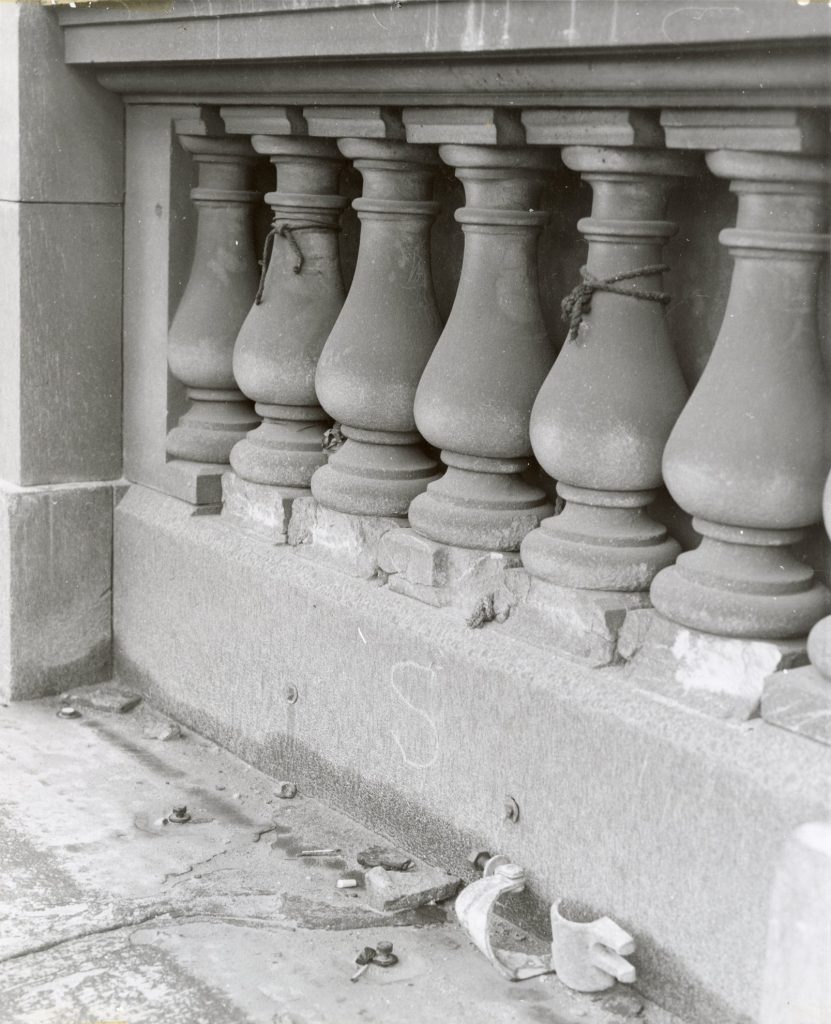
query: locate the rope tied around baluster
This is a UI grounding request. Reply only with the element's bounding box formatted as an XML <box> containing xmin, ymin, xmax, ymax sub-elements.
<box><xmin>255</xmin><ymin>221</ymin><xmax>340</xmax><ymax>305</ymax></box>
<box><xmin>561</xmin><ymin>264</ymin><xmax>671</xmax><ymax>342</ymax></box>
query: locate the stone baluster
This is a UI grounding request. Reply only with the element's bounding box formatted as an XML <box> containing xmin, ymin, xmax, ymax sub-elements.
<box><xmin>166</xmin><ymin>111</ymin><xmax>261</xmax><ymax>477</ymax></box>
<box><xmin>650</xmin><ymin>112</ymin><xmax>830</xmax><ymax>642</ymax></box>
<box><xmin>404</xmin><ymin>110</ymin><xmax>556</xmax><ymax>552</ymax></box>
<box><xmin>217</xmin><ymin>108</ymin><xmax>347</xmax><ymax>537</ymax></box>
<box><xmin>518</xmin><ymin>111</ymin><xmax>697</xmax><ymax>591</ymax></box>
<box><xmin>305</xmin><ymin>107</ymin><xmax>443</xmax><ymax>518</ymax></box>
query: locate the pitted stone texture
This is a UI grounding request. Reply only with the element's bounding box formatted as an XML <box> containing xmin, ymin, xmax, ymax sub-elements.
<box><xmin>0</xmin><ymin>482</ymin><xmax>113</xmax><ymax>701</ymax></box>
<box><xmin>220</xmin><ymin>471</ymin><xmax>297</xmax><ymax>545</ymax></box>
<box><xmin>762</xmin><ymin>665</ymin><xmax>831</xmax><ymax>747</ymax></box>
<box><xmin>502</xmin><ymin>577</ymin><xmax>651</xmax><ymax>668</ymax></box>
<box><xmin>760</xmin><ymin>822</ymin><xmax>831</xmax><ymax>1024</ymax></box>
<box><xmin>379</xmin><ymin>528</ymin><xmax>521</xmax><ymax>620</ymax></box>
<box><xmin>364</xmin><ymin>864</ymin><xmax>462</xmax><ymax>912</ymax></box>
<box><xmin>115</xmin><ymin>486</ymin><xmax>831</xmax><ymax>1024</ymax></box>
<box><xmin>288</xmin><ymin>496</ymin><xmax>404</xmax><ymax>579</ymax></box>
<box><xmin>619</xmin><ymin>608</ymin><xmax>807</xmax><ymax>720</ymax></box>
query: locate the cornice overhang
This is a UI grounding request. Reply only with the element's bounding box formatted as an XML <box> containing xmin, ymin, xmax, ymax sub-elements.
<box><xmin>58</xmin><ymin>0</ymin><xmax>831</xmax><ymax>109</ymax></box>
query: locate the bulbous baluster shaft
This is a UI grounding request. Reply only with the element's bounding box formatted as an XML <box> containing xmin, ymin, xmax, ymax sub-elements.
<box><xmin>651</xmin><ymin>150</ymin><xmax>831</xmax><ymax>639</ymax></box>
<box><xmin>167</xmin><ymin>129</ymin><xmax>260</xmax><ymax>465</ymax></box>
<box><xmin>409</xmin><ymin>145</ymin><xmax>556</xmax><ymax>552</ymax></box>
<box><xmin>230</xmin><ymin>137</ymin><xmax>347</xmax><ymax>493</ymax></box>
<box><xmin>521</xmin><ymin>146</ymin><xmax>696</xmax><ymax>590</ymax></box>
<box><xmin>311</xmin><ymin>139</ymin><xmax>443</xmax><ymax>517</ymax></box>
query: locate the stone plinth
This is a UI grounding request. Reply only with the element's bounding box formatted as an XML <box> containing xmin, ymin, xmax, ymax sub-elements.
<box><xmin>619</xmin><ymin>608</ymin><xmax>806</xmax><ymax>720</ymax></box>
<box><xmin>114</xmin><ymin>483</ymin><xmax>831</xmax><ymax>1024</ymax></box>
<box><xmin>378</xmin><ymin>528</ymin><xmax>521</xmax><ymax>623</ymax></box>
<box><xmin>762</xmin><ymin>665</ymin><xmax>831</xmax><ymax>747</ymax></box>
<box><xmin>503</xmin><ymin>577</ymin><xmax>651</xmax><ymax>667</ymax></box>
<box><xmin>288</xmin><ymin>496</ymin><xmax>404</xmax><ymax>579</ymax></box>
<box><xmin>220</xmin><ymin>472</ymin><xmax>297</xmax><ymax>545</ymax></box>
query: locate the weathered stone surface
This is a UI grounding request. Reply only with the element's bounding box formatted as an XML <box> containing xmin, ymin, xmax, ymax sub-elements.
<box><xmin>0</xmin><ymin>200</ymin><xmax>122</xmax><ymax>485</ymax></box>
<box><xmin>619</xmin><ymin>608</ymin><xmax>806</xmax><ymax>720</ymax></box>
<box><xmin>403</xmin><ymin>107</ymin><xmax>524</xmax><ymax>145</ymax></box>
<box><xmin>762</xmin><ymin>665</ymin><xmax>831</xmax><ymax>747</ymax></box>
<box><xmin>409</xmin><ymin>145</ymin><xmax>556</xmax><ymax>551</ymax></box>
<box><xmin>356</xmin><ymin>846</ymin><xmax>414</xmax><ymax>871</ymax></box>
<box><xmin>165</xmin><ymin>117</ymin><xmax>259</xmax><ymax>469</ymax></box>
<box><xmin>67</xmin><ymin>683</ymin><xmax>141</xmax><ymax>714</ymax></box>
<box><xmin>288</xmin><ymin>496</ymin><xmax>404</xmax><ymax>579</ymax></box>
<box><xmin>380</xmin><ymin>527</ymin><xmax>521</xmax><ymax>619</ymax></box>
<box><xmin>0</xmin><ymin>4</ymin><xmax>123</xmax><ymax>204</ymax></box>
<box><xmin>364</xmin><ymin>864</ymin><xmax>462</xmax><ymax>912</ymax></box>
<box><xmin>760</xmin><ymin>822</ymin><xmax>831</xmax><ymax>1024</ymax></box>
<box><xmin>503</xmin><ymin>577</ymin><xmax>650</xmax><ymax>667</ymax></box>
<box><xmin>1</xmin><ymin>696</ymin><xmax>677</xmax><ymax>1024</ymax></box>
<box><xmin>661</xmin><ymin>108</ymin><xmax>826</xmax><ymax>155</ymax></box>
<box><xmin>0</xmin><ymin>482</ymin><xmax>113</xmax><ymax>701</ymax></box>
<box><xmin>114</xmin><ymin>485</ymin><xmax>831</xmax><ymax>1024</ymax></box>
<box><xmin>220</xmin><ymin>472</ymin><xmax>292</xmax><ymax>545</ymax></box>
<box><xmin>651</xmin><ymin>148</ymin><xmax>830</xmax><ymax>641</ymax></box>
<box><xmin>310</xmin><ymin>137</ymin><xmax>442</xmax><ymax>517</ymax></box>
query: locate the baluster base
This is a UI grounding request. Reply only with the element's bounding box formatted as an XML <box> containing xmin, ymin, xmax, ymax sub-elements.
<box><xmin>500</xmin><ymin>576</ymin><xmax>652</xmax><ymax>667</ymax></box>
<box><xmin>651</xmin><ymin>518</ymin><xmax>831</xmax><ymax>640</ymax></box>
<box><xmin>619</xmin><ymin>606</ymin><xmax>808</xmax><ymax>720</ymax></box>
<box><xmin>521</xmin><ymin>485</ymin><xmax>680</xmax><ymax>592</ymax></box>
<box><xmin>378</xmin><ymin>527</ymin><xmax>522</xmax><ymax>623</ymax></box>
<box><xmin>310</xmin><ymin>428</ymin><xmax>440</xmax><ymax>518</ymax></box>
<box><xmin>166</xmin><ymin>388</ymin><xmax>260</xmax><ymax>465</ymax></box>
<box><xmin>287</xmin><ymin>496</ymin><xmax>408</xmax><ymax>579</ymax></box>
<box><xmin>221</xmin><ymin>473</ymin><xmax>305</xmax><ymax>545</ymax></box>
<box><xmin>408</xmin><ymin>452</ymin><xmax>554</xmax><ymax>552</ymax></box>
<box><xmin>230</xmin><ymin>404</ymin><xmax>329</xmax><ymax>489</ymax></box>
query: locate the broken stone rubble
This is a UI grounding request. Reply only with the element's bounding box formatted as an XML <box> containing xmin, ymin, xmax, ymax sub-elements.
<box><xmin>364</xmin><ymin>863</ymin><xmax>463</xmax><ymax>913</ymax></box>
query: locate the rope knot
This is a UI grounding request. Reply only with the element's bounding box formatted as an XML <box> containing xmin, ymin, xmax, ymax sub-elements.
<box><xmin>255</xmin><ymin>220</ymin><xmax>341</xmax><ymax>305</ymax></box>
<box><xmin>560</xmin><ymin>263</ymin><xmax>671</xmax><ymax>342</ymax></box>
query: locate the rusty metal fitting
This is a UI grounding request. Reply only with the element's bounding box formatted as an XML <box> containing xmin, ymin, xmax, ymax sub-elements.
<box><xmin>168</xmin><ymin>805</ymin><xmax>191</xmax><ymax>824</ymax></box>
<box><xmin>57</xmin><ymin>704</ymin><xmax>81</xmax><ymax>719</ymax></box>
<box><xmin>285</xmin><ymin>685</ymin><xmax>299</xmax><ymax>704</ymax></box>
<box><xmin>374</xmin><ymin>941</ymin><xmax>398</xmax><ymax>967</ymax></box>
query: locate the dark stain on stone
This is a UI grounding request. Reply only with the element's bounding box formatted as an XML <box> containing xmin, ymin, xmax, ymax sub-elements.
<box><xmin>84</xmin><ymin>720</ymin><xmax>187</xmax><ymax>779</ymax></box>
<box><xmin>280</xmin><ymin>894</ymin><xmax>446</xmax><ymax>931</ymax></box>
<box><xmin>185</xmin><ymin>786</ymin><xmax>260</xmax><ymax>827</ymax></box>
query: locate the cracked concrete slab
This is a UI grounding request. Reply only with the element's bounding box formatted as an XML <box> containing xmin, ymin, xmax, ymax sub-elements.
<box><xmin>0</xmin><ymin>694</ymin><xmax>683</xmax><ymax>1024</ymax></box>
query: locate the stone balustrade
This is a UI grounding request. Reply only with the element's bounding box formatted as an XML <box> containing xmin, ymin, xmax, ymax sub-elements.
<box><xmin>163</xmin><ymin>102</ymin><xmax>829</xmax><ymax>714</ymax></box>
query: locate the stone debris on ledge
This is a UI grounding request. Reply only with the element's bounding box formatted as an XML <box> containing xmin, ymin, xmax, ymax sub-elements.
<box><xmin>364</xmin><ymin>863</ymin><xmax>463</xmax><ymax>912</ymax></box>
<box><xmin>0</xmin><ymin>686</ymin><xmax>686</xmax><ymax>1024</ymax></box>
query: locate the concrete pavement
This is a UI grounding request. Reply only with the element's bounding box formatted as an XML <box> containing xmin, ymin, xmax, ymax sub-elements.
<box><xmin>0</xmin><ymin>690</ymin><xmax>681</xmax><ymax>1024</ymax></box>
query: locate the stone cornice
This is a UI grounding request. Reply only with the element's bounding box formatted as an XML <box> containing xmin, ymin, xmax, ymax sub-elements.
<box><xmin>57</xmin><ymin>0</ymin><xmax>831</xmax><ymax>109</ymax></box>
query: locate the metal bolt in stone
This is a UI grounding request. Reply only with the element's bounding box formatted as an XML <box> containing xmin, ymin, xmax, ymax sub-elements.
<box><xmin>503</xmin><ymin>796</ymin><xmax>520</xmax><ymax>824</ymax></box>
<box><xmin>374</xmin><ymin>940</ymin><xmax>398</xmax><ymax>967</ymax></box>
<box><xmin>467</xmin><ymin>848</ymin><xmax>492</xmax><ymax>872</ymax></box>
<box><xmin>168</xmin><ymin>805</ymin><xmax>191</xmax><ymax>823</ymax></box>
<box><xmin>286</xmin><ymin>685</ymin><xmax>299</xmax><ymax>704</ymax></box>
<box><xmin>57</xmin><ymin>703</ymin><xmax>81</xmax><ymax>719</ymax></box>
